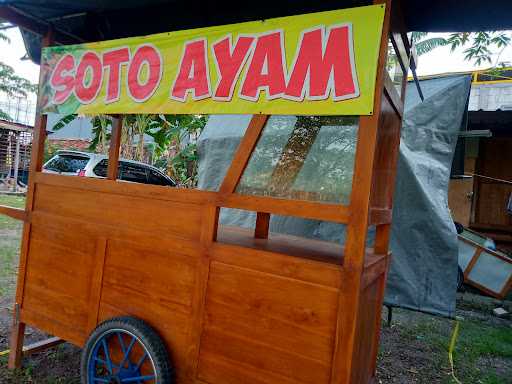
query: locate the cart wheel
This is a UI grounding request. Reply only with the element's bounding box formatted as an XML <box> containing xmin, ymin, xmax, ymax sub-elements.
<box><xmin>81</xmin><ymin>316</ymin><xmax>173</xmax><ymax>384</ymax></box>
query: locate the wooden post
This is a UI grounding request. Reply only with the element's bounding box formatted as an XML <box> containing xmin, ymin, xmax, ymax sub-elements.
<box><xmin>330</xmin><ymin>1</ymin><xmax>392</xmax><ymax>383</ymax></box>
<box><xmin>254</xmin><ymin>212</ymin><xmax>270</xmax><ymax>239</ymax></box>
<box><xmin>107</xmin><ymin>116</ymin><xmax>122</xmax><ymax>180</ymax></box>
<box><xmin>9</xmin><ymin>27</ymin><xmax>54</xmax><ymax>370</ymax></box>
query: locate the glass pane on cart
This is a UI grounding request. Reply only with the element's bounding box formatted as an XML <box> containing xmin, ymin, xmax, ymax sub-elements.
<box><xmin>236</xmin><ymin>115</ymin><xmax>358</xmax><ymax>204</ymax></box>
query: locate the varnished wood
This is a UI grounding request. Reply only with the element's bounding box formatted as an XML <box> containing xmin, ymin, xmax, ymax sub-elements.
<box><xmin>2</xmin><ymin>2</ymin><xmax>407</xmax><ymax>382</ymax></box>
<box><xmin>0</xmin><ymin>205</ymin><xmax>27</xmax><ymax>221</ymax></box>
<box><xmin>9</xmin><ymin>27</ymin><xmax>54</xmax><ymax>370</ymax></box>
<box><xmin>22</xmin><ymin>337</ymin><xmax>64</xmax><ymax>356</ymax></box>
<box><xmin>219</xmin><ymin>193</ymin><xmax>350</xmax><ymax>223</ymax></box>
<box><xmin>87</xmin><ymin>238</ymin><xmax>107</xmax><ymax>332</ymax></box>
<box><xmin>255</xmin><ymin>212</ymin><xmax>270</xmax><ymax>239</ymax></box>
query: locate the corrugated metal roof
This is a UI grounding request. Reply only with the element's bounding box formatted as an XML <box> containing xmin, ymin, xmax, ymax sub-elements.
<box><xmin>469</xmin><ymin>83</ymin><xmax>512</xmax><ymax>112</ymax></box>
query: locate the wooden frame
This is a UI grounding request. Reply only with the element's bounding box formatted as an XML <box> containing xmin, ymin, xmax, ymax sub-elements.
<box><xmin>458</xmin><ymin>235</ymin><xmax>512</xmax><ymax>299</ymax></box>
<box><xmin>1</xmin><ymin>1</ymin><xmax>411</xmax><ymax>383</ymax></box>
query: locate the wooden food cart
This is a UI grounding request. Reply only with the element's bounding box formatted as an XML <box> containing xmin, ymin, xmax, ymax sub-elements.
<box><xmin>0</xmin><ymin>0</ymin><xmax>413</xmax><ymax>383</ymax></box>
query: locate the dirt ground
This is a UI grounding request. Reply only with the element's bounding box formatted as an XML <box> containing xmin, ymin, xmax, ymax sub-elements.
<box><xmin>0</xmin><ymin>195</ymin><xmax>511</xmax><ymax>383</ymax></box>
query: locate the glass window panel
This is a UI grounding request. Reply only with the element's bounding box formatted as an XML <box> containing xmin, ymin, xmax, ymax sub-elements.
<box><xmin>467</xmin><ymin>251</ymin><xmax>512</xmax><ymax>294</ymax></box>
<box><xmin>457</xmin><ymin>239</ymin><xmax>477</xmax><ymax>272</ymax></box>
<box><xmin>236</xmin><ymin>115</ymin><xmax>358</xmax><ymax>204</ymax></box>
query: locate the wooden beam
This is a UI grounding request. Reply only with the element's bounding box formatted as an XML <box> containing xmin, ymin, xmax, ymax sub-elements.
<box><xmin>0</xmin><ymin>6</ymin><xmax>83</xmax><ymax>45</ymax></box>
<box><xmin>107</xmin><ymin>116</ymin><xmax>122</xmax><ymax>180</ymax></box>
<box><xmin>219</xmin><ymin>114</ymin><xmax>268</xmax><ymax>194</ymax></box>
<box><xmin>254</xmin><ymin>212</ymin><xmax>270</xmax><ymax>239</ymax></box>
<box><xmin>23</xmin><ymin>337</ymin><xmax>64</xmax><ymax>356</ymax></box>
<box><xmin>218</xmin><ymin>193</ymin><xmax>350</xmax><ymax>224</ymax></box>
<box><xmin>0</xmin><ymin>205</ymin><xmax>27</xmax><ymax>221</ymax></box>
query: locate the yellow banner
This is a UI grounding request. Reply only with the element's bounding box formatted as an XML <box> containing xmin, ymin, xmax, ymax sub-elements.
<box><xmin>40</xmin><ymin>5</ymin><xmax>385</xmax><ymax>116</ymax></box>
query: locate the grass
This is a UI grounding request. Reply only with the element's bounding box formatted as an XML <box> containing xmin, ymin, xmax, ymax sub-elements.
<box><xmin>0</xmin><ymin>195</ymin><xmax>25</xmax><ymax>296</ymax></box>
<box><xmin>397</xmin><ymin>315</ymin><xmax>512</xmax><ymax>384</ymax></box>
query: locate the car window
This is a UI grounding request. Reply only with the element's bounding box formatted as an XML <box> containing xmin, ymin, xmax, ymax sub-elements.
<box><xmin>119</xmin><ymin>162</ymin><xmax>148</xmax><ymax>184</ymax></box>
<box><xmin>44</xmin><ymin>154</ymin><xmax>89</xmax><ymax>173</ymax></box>
<box><xmin>93</xmin><ymin>159</ymin><xmax>108</xmax><ymax>177</ymax></box>
<box><xmin>148</xmin><ymin>169</ymin><xmax>174</xmax><ymax>186</ymax></box>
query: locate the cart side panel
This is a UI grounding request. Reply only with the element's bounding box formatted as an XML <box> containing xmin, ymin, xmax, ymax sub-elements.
<box><xmin>98</xmin><ymin>237</ymin><xmax>202</xmax><ymax>383</ymax></box>
<box><xmin>21</xmin><ymin>211</ymin><xmax>98</xmax><ymax>345</ymax></box>
<box><xmin>197</xmin><ymin>250</ymin><xmax>340</xmax><ymax>384</ymax></box>
<box><xmin>19</xmin><ymin>176</ymin><xmax>208</xmax><ymax>382</ymax></box>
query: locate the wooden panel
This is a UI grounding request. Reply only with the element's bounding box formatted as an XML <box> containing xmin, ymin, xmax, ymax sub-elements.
<box><xmin>448</xmin><ymin>178</ymin><xmax>474</xmax><ymax>227</ymax></box>
<box><xmin>33</xmin><ymin>183</ymin><xmax>203</xmax><ymax>241</ymax></box>
<box><xmin>198</xmin><ymin>261</ymin><xmax>338</xmax><ymax>384</ymax></box>
<box><xmin>351</xmin><ymin>280</ymin><xmax>380</xmax><ymax>384</ymax></box>
<box><xmin>98</xmin><ymin>238</ymin><xmax>200</xmax><ymax>383</ymax></box>
<box><xmin>21</xmin><ymin>220</ymin><xmax>97</xmax><ymax>343</ymax></box>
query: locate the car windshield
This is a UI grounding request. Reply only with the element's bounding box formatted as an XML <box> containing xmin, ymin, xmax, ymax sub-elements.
<box><xmin>44</xmin><ymin>154</ymin><xmax>90</xmax><ymax>173</ymax></box>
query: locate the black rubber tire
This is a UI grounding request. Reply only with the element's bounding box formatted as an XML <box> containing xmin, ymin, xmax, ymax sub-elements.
<box><xmin>81</xmin><ymin>316</ymin><xmax>174</xmax><ymax>384</ymax></box>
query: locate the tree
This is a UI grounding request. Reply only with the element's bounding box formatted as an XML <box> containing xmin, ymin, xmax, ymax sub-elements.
<box><xmin>0</xmin><ymin>23</ymin><xmax>37</xmax><ymax>120</ymax></box>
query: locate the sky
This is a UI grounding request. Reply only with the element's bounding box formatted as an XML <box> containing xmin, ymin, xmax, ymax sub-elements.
<box><xmin>1</xmin><ymin>28</ymin><xmax>512</xmax><ymax>99</ymax></box>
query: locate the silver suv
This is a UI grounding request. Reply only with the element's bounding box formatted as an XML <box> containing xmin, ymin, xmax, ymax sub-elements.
<box><xmin>43</xmin><ymin>150</ymin><xmax>176</xmax><ymax>187</ymax></box>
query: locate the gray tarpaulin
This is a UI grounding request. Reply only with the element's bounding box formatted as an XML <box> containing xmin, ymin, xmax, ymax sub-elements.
<box><xmin>197</xmin><ymin>74</ymin><xmax>471</xmax><ymax>317</ymax></box>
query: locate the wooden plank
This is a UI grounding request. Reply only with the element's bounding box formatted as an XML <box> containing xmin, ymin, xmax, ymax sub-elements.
<box><xmin>0</xmin><ymin>205</ymin><xmax>27</xmax><ymax>221</ymax></box>
<box><xmin>211</xmin><ymin>240</ymin><xmax>343</xmax><ymax>289</ymax></box>
<box><xmin>23</xmin><ymin>337</ymin><xmax>64</xmax><ymax>356</ymax></box>
<box><xmin>330</xmin><ymin>1</ymin><xmax>392</xmax><ymax>383</ymax></box>
<box><xmin>198</xmin><ymin>261</ymin><xmax>338</xmax><ymax>384</ymax></box>
<box><xmin>9</xmin><ymin>28</ymin><xmax>54</xmax><ymax>370</ymax></box>
<box><xmin>7</xmin><ymin>310</ymin><xmax>25</xmax><ymax>369</ymax></box>
<box><xmin>369</xmin><ymin>208</ymin><xmax>392</xmax><ymax>225</ymax></box>
<box><xmin>219</xmin><ymin>114</ymin><xmax>269</xmax><ymax>193</ymax></box>
<box><xmin>87</xmin><ymin>238</ymin><xmax>107</xmax><ymax>332</ymax></box>
<box><xmin>33</xmin><ymin>183</ymin><xmax>204</xmax><ymax>241</ymax></box>
<box><xmin>188</xmin><ymin>205</ymin><xmax>218</xmax><ymax>381</ymax></box>
<box><xmin>107</xmin><ymin>116</ymin><xmax>122</xmax><ymax>180</ymax></box>
<box><xmin>216</xmin><ymin>225</ymin><xmax>345</xmax><ymax>266</ymax></box>
<box><xmin>218</xmin><ymin>193</ymin><xmax>350</xmax><ymax>223</ymax></box>
<box><xmin>34</xmin><ymin>172</ymin><xmax>217</xmax><ymax>205</ymax></box>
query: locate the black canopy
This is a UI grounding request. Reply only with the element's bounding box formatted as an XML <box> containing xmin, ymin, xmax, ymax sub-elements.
<box><xmin>1</xmin><ymin>0</ymin><xmax>512</xmax><ymax>63</ymax></box>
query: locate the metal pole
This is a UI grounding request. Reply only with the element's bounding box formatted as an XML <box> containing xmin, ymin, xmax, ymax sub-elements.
<box><xmin>13</xmin><ymin>133</ymin><xmax>20</xmax><ymax>192</ymax></box>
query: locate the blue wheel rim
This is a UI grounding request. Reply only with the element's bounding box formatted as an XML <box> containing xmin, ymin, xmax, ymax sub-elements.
<box><xmin>87</xmin><ymin>329</ymin><xmax>157</xmax><ymax>383</ymax></box>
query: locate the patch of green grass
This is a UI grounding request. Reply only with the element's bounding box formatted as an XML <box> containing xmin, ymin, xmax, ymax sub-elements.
<box><xmin>0</xmin><ymin>195</ymin><xmax>25</xmax><ymax>296</ymax></box>
<box><xmin>0</xmin><ymin>195</ymin><xmax>26</xmax><ymax>230</ymax></box>
<box><xmin>400</xmin><ymin>317</ymin><xmax>512</xmax><ymax>384</ymax></box>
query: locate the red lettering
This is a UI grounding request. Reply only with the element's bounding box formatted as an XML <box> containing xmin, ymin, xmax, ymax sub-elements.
<box><xmin>49</xmin><ymin>54</ymin><xmax>75</xmax><ymax>105</ymax></box>
<box><xmin>171</xmin><ymin>39</ymin><xmax>211</xmax><ymax>101</ymax></box>
<box><xmin>285</xmin><ymin>25</ymin><xmax>358</xmax><ymax>101</ymax></box>
<box><xmin>212</xmin><ymin>36</ymin><xmax>254</xmax><ymax>101</ymax></box>
<box><xmin>74</xmin><ymin>51</ymin><xmax>102</xmax><ymax>104</ymax></box>
<box><xmin>128</xmin><ymin>44</ymin><xmax>162</xmax><ymax>102</ymax></box>
<box><xmin>103</xmin><ymin>47</ymin><xmax>130</xmax><ymax>103</ymax></box>
<box><xmin>240</xmin><ymin>31</ymin><xmax>286</xmax><ymax>101</ymax></box>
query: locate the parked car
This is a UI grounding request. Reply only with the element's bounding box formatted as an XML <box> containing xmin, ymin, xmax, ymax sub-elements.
<box><xmin>43</xmin><ymin>150</ymin><xmax>176</xmax><ymax>187</ymax></box>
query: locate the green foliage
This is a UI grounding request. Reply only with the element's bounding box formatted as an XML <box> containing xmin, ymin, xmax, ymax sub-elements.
<box><xmin>447</xmin><ymin>31</ymin><xmax>512</xmax><ymax>66</ymax></box>
<box><xmin>147</xmin><ymin>114</ymin><xmax>207</xmax><ymax>187</ymax></box>
<box><xmin>51</xmin><ymin>113</ymin><xmax>208</xmax><ymax>186</ymax></box>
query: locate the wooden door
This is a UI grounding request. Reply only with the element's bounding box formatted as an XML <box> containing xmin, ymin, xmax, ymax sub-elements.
<box><xmin>472</xmin><ymin>138</ymin><xmax>512</xmax><ymax>233</ymax></box>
